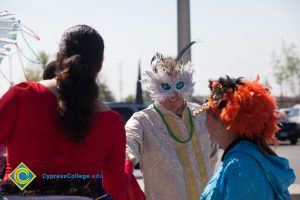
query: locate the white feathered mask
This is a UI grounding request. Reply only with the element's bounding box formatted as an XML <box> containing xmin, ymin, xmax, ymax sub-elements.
<box><xmin>141</xmin><ymin>53</ymin><xmax>195</xmax><ymax>102</ymax></box>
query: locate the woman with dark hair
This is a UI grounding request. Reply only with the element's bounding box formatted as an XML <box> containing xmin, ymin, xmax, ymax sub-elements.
<box><xmin>42</xmin><ymin>60</ymin><xmax>57</xmax><ymax>80</ymax></box>
<box><xmin>194</xmin><ymin>76</ymin><xmax>295</xmax><ymax>200</ymax></box>
<box><xmin>0</xmin><ymin>25</ymin><xmax>144</xmax><ymax>199</ymax></box>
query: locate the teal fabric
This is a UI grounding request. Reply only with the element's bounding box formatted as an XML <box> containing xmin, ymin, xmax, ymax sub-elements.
<box><xmin>201</xmin><ymin>141</ymin><xmax>295</xmax><ymax>200</ymax></box>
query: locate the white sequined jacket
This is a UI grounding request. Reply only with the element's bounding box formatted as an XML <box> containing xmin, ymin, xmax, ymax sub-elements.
<box><xmin>126</xmin><ymin>102</ymin><xmax>218</xmax><ymax>200</ymax></box>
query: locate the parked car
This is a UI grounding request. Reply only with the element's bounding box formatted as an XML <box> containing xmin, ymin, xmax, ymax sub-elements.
<box><xmin>276</xmin><ymin>104</ymin><xmax>300</xmax><ymax>145</ymax></box>
<box><xmin>288</xmin><ymin>104</ymin><xmax>300</xmax><ymax>124</ymax></box>
<box><xmin>106</xmin><ymin>103</ymin><xmax>147</xmax><ymax>169</ymax></box>
<box><xmin>277</xmin><ymin>122</ymin><xmax>300</xmax><ymax>145</ymax></box>
<box><xmin>278</xmin><ymin>107</ymin><xmax>292</xmax><ymax>123</ymax></box>
<box><xmin>106</xmin><ymin>103</ymin><xmax>146</xmax><ymax>123</ymax></box>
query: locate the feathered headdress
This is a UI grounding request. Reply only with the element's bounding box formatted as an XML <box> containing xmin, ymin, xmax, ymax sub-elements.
<box><xmin>141</xmin><ymin>41</ymin><xmax>197</xmax><ymax>102</ymax></box>
<box><xmin>0</xmin><ymin>11</ymin><xmax>40</xmax><ymax>86</ymax></box>
<box><xmin>194</xmin><ymin>75</ymin><xmax>279</xmax><ymax>143</ymax></box>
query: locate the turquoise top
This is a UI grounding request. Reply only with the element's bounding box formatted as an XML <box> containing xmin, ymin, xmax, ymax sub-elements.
<box><xmin>201</xmin><ymin>140</ymin><xmax>295</xmax><ymax>200</ymax></box>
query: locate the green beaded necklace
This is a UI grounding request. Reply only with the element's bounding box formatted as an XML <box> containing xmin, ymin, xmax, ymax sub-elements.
<box><xmin>153</xmin><ymin>103</ymin><xmax>194</xmax><ymax>144</ymax></box>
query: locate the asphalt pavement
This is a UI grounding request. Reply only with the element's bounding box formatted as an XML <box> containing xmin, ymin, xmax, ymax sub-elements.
<box><xmin>134</xmin><ymin>140</ymin><xmax>300</xmax><ymax>199</ymax></box>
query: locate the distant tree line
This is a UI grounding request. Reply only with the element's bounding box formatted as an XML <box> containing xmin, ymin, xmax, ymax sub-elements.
<box><xmin>272</xmin><ymin>41</ymin><xmax>300</xmax><ymax>97</ymax></box>
<box><xmin>26</xmin><ymin>51</ymin><xmax>115</xmax><ymax>102</ymax></box>
<box><xmin>26</xmin><ymin>42</ymin><xmax>300</xmax><ymax>106</ymax></box>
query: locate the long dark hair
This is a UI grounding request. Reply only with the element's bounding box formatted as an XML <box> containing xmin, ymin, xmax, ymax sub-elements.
<box><xmin>56</xmin><ymin>25</ymin><xmax>104</xmax><ymax>143</ymax></box>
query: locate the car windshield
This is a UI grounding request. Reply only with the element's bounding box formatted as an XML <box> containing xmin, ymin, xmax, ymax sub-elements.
<box><xmin>106</xmin><ymin>103</ymin><xmax>146</xmax><ymax>123</ymax></box>
<box><xmin>138</xmin><ymin>106</ymin><xmax>145</xmax><ymax>111</ymax></box>
<box><xmin>288</xmin><ymin>108</ymin><xmax>299</xmax><ymax>117</ymax></box>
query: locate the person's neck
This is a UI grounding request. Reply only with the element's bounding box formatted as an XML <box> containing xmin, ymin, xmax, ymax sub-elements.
<box><xmin>39</xmin><ymin>78</ymin><xmax>59</xmax><ymax>97</ymax></box>
<box><xmin>219</xmin><ymin>132</ymin><xmax>239</xmax><ymax>150</ymax></box>
<box><xmin>159</xmin><ymin>100</ymin><xmax>187</xmax><ymax>117</ymax></box>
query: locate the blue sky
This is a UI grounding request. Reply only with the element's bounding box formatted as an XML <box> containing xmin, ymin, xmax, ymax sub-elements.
<box><xmin>1</xmin><ymin>0</ymin><xmax>300</xmax><ymax>101</ymax></box>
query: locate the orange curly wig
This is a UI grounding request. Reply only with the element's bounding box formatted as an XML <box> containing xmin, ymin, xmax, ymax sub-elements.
<box><xmin>206</xmin><ymin>75</ymin><xmax>279</xmax><ymax>143</ymax></box>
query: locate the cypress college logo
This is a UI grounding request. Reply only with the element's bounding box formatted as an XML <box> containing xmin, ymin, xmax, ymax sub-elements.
<box><xmin>9</xmin><ymin>162</ymin><xmax>36</xmax><ymax>190</ymax></box>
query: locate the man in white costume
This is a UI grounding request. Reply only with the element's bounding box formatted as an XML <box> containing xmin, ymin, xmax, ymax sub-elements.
<box><xmin>125</xmin><ymin>47</ymin><xmax>219</xmax><ymax>200</ymax></box>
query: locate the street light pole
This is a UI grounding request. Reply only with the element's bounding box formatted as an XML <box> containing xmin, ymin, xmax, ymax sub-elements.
<box><xmin>177</xmin><ymin>0</ymin><xmax>191</xmax><ymax>63</ymax></box>
<box><xmin>119</xmin><ymin>63</ymin><xmax>123</xmax><ymax>102</ymax></box>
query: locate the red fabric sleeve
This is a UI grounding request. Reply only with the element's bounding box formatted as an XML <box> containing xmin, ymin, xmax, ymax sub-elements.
<box><xmin>125</xmin><ymin>159</ymin><xmax>133</xmax><ymax>173</ymax></box>
<box><xmin>0</xmin><ymin>86</ymin><xmax>20</xmax><ymax>144</ymax></box>
<box><xmin>118</xmin><ymin>160</ymin><xmax>146</xmax><ymax>200</ymax></box>
<box><xmin>124</xmin><ymin>172</ymin><xmax>146</xmax><ymax>200</ymax></box>
<box><xmin>102</xmin><ymin>115</ymin><xmax>129</xmax><ymax>197</ymax></box>
<box><xmin>102</xmin><ymin>116</ymin><xmax>146</xmax><ymax>200</ymax></box>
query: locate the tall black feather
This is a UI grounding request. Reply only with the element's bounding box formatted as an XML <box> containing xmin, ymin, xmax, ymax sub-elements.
<box><xmin>176</xmin><ymin>41</ymin><xmax>197</xmax><ymax>61</ymax></box>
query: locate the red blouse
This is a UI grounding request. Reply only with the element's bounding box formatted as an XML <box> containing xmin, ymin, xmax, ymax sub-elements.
<box><xmin>0</xmin><ymin>82</ymin><xmax>128</xmax><ymax>197</ymax></box>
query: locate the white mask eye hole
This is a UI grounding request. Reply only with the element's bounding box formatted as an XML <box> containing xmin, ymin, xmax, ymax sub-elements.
<box><xmin>176</xmin><ymin>82</ymin><xmax>184</xmax><ymax>89</ymax></box>
<box><xmin>161</xmin><ymin>83</ymin><xmax>171</xmax><ymax>90</ymax></box>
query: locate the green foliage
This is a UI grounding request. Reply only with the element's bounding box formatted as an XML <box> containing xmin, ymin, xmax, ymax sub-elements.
<box><xmin>272</xmin><ymin>41</ymin><xmax>300</xmax><ymax>96</ymax></box>
<box><xmin>123</xmin><ymin>91</ymin><xmax>153</xmax><ymax>104</ymax></box>
<box><xmin>98</xmin><ymin>81</ymin><xmax>115</xmax><ymax>102</ymax></box>
<box><xmin>25</xmin><ymin>51</ymin><xmax>50</xmax><ymax>81</ymax></box>
<box><xmin>39</xmin><ymin>51</ymin><xmax>50</xmax><ymax>69</ymax></box>
<box><xmin>124</xmin><ymin>95</ymin><xmax>135</xmax><ymax>103</ymax></box>
<box><xmin>25</xmin><ymin>50</ymin><xmax>116</xmax><ymax>102</ymax></box>
<box><xmin>25</xmin><ymin>68</ymin><xmax>42</xmax><ymax>82</ymax></box>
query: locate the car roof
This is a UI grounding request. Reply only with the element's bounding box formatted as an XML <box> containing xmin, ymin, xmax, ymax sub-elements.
<box><xmin>292</xmin><ymin>104</ymin><xmax>300</xmax><ymax>109</ymax></box>
<box><xmin>106</xmin><ymin>103</ymin><xmax>145</xmax><ymax>109</ymax></box>
<box><xmin>104</xmin><ymin>103</ymin><xmax>146</xmax><ymax>123</ymax></box>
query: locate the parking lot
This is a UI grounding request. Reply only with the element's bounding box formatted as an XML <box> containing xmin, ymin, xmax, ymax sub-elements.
<box><xmin>134</xmin><ymin>140</ymin><xmax>300</xmax><ymax>196</ymax></box>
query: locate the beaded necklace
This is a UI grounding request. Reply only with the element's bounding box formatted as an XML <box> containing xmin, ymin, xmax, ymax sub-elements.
<box><xmin>153</xmin><ymin>104</ymin><xmax>194</xmax><ymax>144</ymax></box>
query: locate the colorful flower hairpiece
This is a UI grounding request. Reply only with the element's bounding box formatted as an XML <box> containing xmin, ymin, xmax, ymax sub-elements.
<box><xmin>194</xmin><ymin>76</ymin><xmax>244</xmax><ymax>114</ymax></box>
<box><xmin>194</xmin><ymin>75</ymin><xmax>279</xmax><ymax>143</ymax></box>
